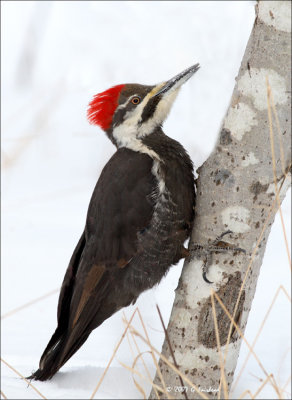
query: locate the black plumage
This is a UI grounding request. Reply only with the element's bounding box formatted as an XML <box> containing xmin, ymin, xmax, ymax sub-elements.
<box><xmin>29</xmin><ymin>64</ymin><xmax>199</xmax><ymax>381</ymax></box>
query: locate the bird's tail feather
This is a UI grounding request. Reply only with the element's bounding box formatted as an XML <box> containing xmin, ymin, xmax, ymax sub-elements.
<box><xmin>27</xmin><ymin>327</ymin><xmax>66</xmax><ymax>381</ymax></box>
<box><xmin>28</xmin><ymin>326</ymin><xmax>91</xmax><ymax>381</ymax></box>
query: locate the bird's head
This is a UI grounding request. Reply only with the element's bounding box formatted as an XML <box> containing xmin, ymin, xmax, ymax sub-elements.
<box><xmin>87</xmin><ymin>64</ymin><xmax>200</xmax><ymax>148</ymax></box>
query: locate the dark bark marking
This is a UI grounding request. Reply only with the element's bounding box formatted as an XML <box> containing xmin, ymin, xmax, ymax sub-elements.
<box><xmin>197</xmin><ymin>271</ymin><xmax>245</xmax><ymax>348</ymax></box>
<box><xmin>250</xmin><ymin>181</ymin><xmax>269</xmax><ymax>201</ymax></box>
<box><xmin>214</xmin><ymin>169</ymin><xmax>234</xmax><ymax>186</ymax></box>
<box><xmin>219</xmin><ymin>128</ymin><xmax>232</xmax><ymax>145</ymax></box>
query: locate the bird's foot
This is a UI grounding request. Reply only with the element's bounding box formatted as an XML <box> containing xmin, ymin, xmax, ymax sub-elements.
<box><xmin>189</xmin><ymin>230</ymin><xmax>246</xmax><ymax>284</ymax></box>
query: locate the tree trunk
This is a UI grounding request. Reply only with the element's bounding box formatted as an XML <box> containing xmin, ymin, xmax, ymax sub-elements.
<box><xmin>150</xmin><ymin>1</ymin><xmax>291</xmax><ymax>399</ymax></box>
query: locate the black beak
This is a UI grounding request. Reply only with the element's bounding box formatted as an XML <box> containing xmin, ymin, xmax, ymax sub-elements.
<box><xmin>154</xmin><ymin>63</ymin><xmax>200</xmax><ymax>97</ymax></box>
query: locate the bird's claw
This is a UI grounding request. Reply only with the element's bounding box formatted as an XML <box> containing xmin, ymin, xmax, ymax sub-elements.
<box><xmin>202</xmin><ymin>269</ymin><xmax>213</xmax><ymax>284</ymax></box>
<box><xmin>189</xmin><ymin>230</ymin><xmax>246</xmax><ymax>284</ymax></box>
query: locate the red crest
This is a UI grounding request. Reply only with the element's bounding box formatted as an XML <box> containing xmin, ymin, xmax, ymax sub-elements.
<box><xmin>87</xmin><ymin>84</ymin><xmax>125</xmax><ymax>130</ymax></box>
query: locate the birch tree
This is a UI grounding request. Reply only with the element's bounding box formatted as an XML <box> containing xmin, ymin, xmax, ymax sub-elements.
<box><xmin>150</xmin><ymin>1</ymin><xmax>291</xmax><ymax>398</ymax></box>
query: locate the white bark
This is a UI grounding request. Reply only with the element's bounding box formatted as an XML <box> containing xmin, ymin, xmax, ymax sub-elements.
<box><xmin>150</xmin><ymin>1</ymin><xmax>291</xmax><ymax>398</ymax></box>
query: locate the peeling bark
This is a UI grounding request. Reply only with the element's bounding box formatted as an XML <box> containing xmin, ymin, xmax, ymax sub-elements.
<box><xmin>150</xmin><ymin>1</ymin><xmax>291</xmax><ymax>398</ymax></box>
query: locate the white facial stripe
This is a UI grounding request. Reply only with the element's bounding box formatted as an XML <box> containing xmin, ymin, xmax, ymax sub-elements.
<box><xmin>114</xmin><ymin>85</ymin><xmax>166</xmax><ymax>133</ymax></box>
<box><xmin>116</xmin><ymin>98</ymin><xmax>130</xmax><ymax>111</ymax></box>
<box><xmin>112</xmin><ymin>84</ymin><xmax>179</xmax><ymax>156</ymax></box>
<box><xmin>137</xmin><ymin>88</ymin><xmax>179</xmax><ymax>138</ymax></box>
<box><xmin>116</xmin><ymin>94</ymin><xmax>140</xmax><ymax>112</ymax></box>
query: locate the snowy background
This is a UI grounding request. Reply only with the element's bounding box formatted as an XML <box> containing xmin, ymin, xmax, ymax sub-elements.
<box><xmin>1</xmin><ymin>1</ymin><xmax>291</xmax><ymax>399</ymax></box>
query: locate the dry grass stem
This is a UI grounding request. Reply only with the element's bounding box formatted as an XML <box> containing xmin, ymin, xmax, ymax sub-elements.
<box><xmin>210</xmin><ymin>291</ymin><xmax>228</xmax><ymax>399</ymax></box>
<box><xmin>2</xmin><ymin>78</ymin><xmax>290</xmax><ymax>400</ymax></box>
<box><xmin>280</xmin><ymin>375</ymin><xmax>292</xmax><ymax>398</ymax></box>
<box><xmin>136</xmin><ymin>308</ymin><xmax>171</xmax><ymax>399</ymax></box>
<box><xmin>120</xmin><ymin>356</ymin><xmax>147</xmax><ymax>399</ymax></box>
<box><xmin>131</xmin><ymin>351</ymin><xmax>155</xmax><ymax>399</ymax></box>
<box><xmin>125</xmin><ymin>328</ymin><xmax>136</xmax><ymax>360</ymax></box>
<box><xmin>1</xmin><ymin>289</ymin><xmax>59</xmax><ymax>320</ymax></box>
<box><xmin>89</xmin><ymin>308</ymin><xmax>138</xmax><ymax>399</ymax></box>
<box><xmin>266</xmin><ymin>77</ymin><xmax>291</xmax><ymax>268</ymax></box>
<box><xmin>0</xmin><ymin>390</ymin><xmax>8</xmax><ymax>399</ymax></box>
<box><xmin>1</xmin><ymin>358</ymin><xmax>47</xmax><ymax>400</ymax></box>
<box><xmin>222</xmin><ymin>166</ymin><xmax>290</xmax><ymax>380</ymax></box>
<box><xmin>118</xmin><ymin>359</ymin><xmax>171</xmax><ymax>399</ymax></box>
<box><xmin>222</xmin><ymin>193</ymin><xmax>276</xmax><ymax>372</ymax></box>
<box><xmin>231</xmin><ymin>285</ymin><xmax>291</xmax><ymax>393</ymax></box>
<box><xmin>156</xmin><ymin>304</ymin><xmax>188</xmax><ymax>400</ymax></box>
<box><xmin>222</xmin><ymin>81</ymin><xmax>291</xmax><ymax>382</ymax></box>
<box><xmin>238</xmin><ymin>389</ymin><xmax>254</xmax><ymax>399</ymax></box>
<box><xmin>212</xmin><ymin>292</ymin><xmax>282</xmax><ymax>398</ymax></box>
<box><xmin>252</xmin><ymin>374</ymin><xmax>278</xmax><ymax>399</ymax></box>
<box><xmin>125</xmin><ymin>315</ymin><xmax>160</xmax><ymax>399</ymax></box>
<box><xmin>124</xmin><ymin>330</ymin><xmax>149</xmax><ymax>398</ymax></box>
<box><xmin>128</xmin><ymin>324</ymin><xmax>209</xmax><ymax>399</ymax></box>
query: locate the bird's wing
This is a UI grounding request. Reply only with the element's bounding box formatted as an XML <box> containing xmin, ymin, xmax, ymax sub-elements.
<box><xmin>52</xmin><ymin>148</ymin><xmax>156</xmax><ymax>365</ymax></box>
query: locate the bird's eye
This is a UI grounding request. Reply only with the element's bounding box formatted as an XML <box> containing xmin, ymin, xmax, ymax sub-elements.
<box><xmin>131</xmin><ymin>97</ymin><xmax>140</xmax><ymax>105</ymax></box>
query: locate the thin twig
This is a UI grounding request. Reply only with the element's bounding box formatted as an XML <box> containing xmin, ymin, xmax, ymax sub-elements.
<box><xmin>156</xmin><ymin>304</ymin><xmax>188</xmax><ymax>400</ymax></box>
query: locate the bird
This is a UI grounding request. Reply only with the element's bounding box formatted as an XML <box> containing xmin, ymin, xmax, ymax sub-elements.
<box><xmin>29</xmin><ymin>64</ymin><xmax>200</xmax><ymax>381</ymax></box>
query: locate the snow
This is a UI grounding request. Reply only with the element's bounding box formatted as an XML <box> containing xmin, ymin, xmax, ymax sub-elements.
<box><xmin>1</xmin><ymin>1</ymin><xmax>290</xmax><ymax>399</ymax></box>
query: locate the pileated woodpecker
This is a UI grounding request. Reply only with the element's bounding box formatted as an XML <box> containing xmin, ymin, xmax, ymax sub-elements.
<box><xmin>30</xmin><ymin>64</ymin><xmax>200</xmax><ymax>381</ymax></box>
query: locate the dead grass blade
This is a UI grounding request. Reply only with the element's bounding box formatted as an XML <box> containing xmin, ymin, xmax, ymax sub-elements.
<box><xmin>125</xmin><ymin>312</ymin><xmax>160</xmax><ymax>399</ymax></box>
<box><xmin>231</xmin><ymin>285</ymin><xmax>291</xmax><ymax>393</ymax></box>
<box><xmin>131</xmin><ymin>351</ymin><xmax>154</xmax><ymax>399</ymax></box>
<box><xmin>156</xmin><ymin>304</ymin><xmax>188</xmax><ymax>400</ymax></box>
<box><xmin>1</xmin><ymin>289</ymin><xmax>59</xmax><ymax>320</ymax></box>
<box><xmin>0</xmin><ymin>390</ymin><xmax>8</xmax><ymax>399</ymax></box>
<box><xmin>136</xmin><ymin>308</ymin><xmax>171</xmax><ymax>399</ymax></box>
<box><xmin>89</xmin><ymin>307</ymin><xmax>137</xmax><ymax>399</ymax></box>
<box><xmin>118</xmin><ymin>359</ymin><xmax>170</xmax><ymax>399</ymax></box>
<box><xmin>1</xmin><ymin>358</ymin><xmax>47</xmax><ymax>400</ymax></box>
<box><xmin>252</xmin><ymin>374</ymin><xmax>278</xmax><ymax>399</ymax></box>
<box><xmin>222</xmin><ymin>80</ymin><xmax>291</xmax><ymax>381</ymax></box>
<box><xmin>210</xmin><ymin>291</ymin><xmax>228</xmax><ymax>399</ymax></box>
<box><xmin>222</xmin><ymin>171</ymin><xmax>290</xmax><ymax>383</ymax></box>
<box><xmin>266</xmin><ymin>77</ymin><xmax>291</xmax><ymax>268</ymax></box>
<box><xmin>127</xmin><ymin>322</ymin><xmax>209</xmax><ymax>400</ymax></box>
<box><xmin>124</xmin><ymin>329</ymin><xmax>149</xmax><ymax>398</ymax></box>
<box><xmin>280</xmin><ymin>375</ymin><xmax>292</xmax><ymax>398</ymax></box>
<box><xmin>238</xmin><ymin>389</ymin><xmax>254</xmax><ymax>399</ymax></box>
<box><xmin>211</xmin><ymin>292</ymin><xmax>282</xmax><ymax>398</ymax></box>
